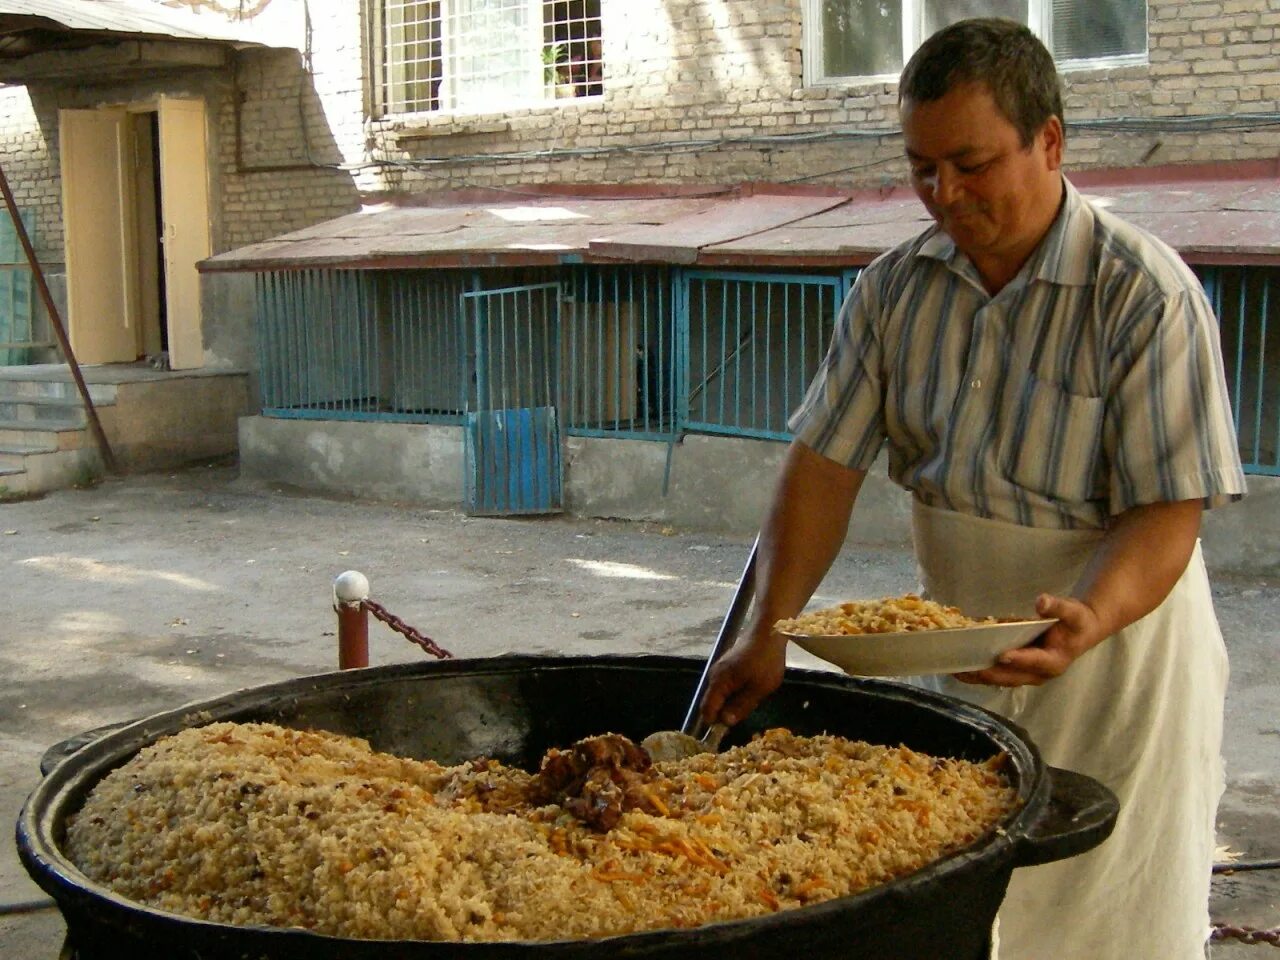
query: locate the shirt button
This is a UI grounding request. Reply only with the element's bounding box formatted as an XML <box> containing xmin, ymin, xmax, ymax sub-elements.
<box><xmin>970</xmin><ymin>379</ymin><xmax>982</xmax><ymax>389</ymax></box>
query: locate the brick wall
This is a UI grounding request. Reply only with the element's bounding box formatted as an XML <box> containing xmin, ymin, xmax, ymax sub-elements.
<box><xmin>1</xmin><ymin>0</ymin><xmax>1277</xmax><ymax>258</ymax></box>
<box><xmin>0</xmin><ymin>86</ymin><xmax>63</xmax><ymax>266</ymax></box>
<box><xmin>361</xmin><ymin>0</ymin><xmax>1280</xmax><ymax>192</ymax></box>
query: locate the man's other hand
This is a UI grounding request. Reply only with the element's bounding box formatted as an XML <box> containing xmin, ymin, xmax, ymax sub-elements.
<box><xmin>953</xmin><ymin>593</ymin><xmax>1107</xmax><ymax>687</ymax></box>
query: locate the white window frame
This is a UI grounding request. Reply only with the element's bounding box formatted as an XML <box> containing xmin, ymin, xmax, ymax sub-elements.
<box><xmin>802</xmin><ymin>0</ymin><xmax>1148</xmax><ymax>88</ymax></box>
<box><xmin>371</xmin><ymin>0</ymin><xmax>603</xmax><ymax>119</ymax></box>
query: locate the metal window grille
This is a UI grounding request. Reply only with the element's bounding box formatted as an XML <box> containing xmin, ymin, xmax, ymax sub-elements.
<box><xmin>682</xmin><ymin>271</ymin><xmax>848</xmax><ymax>441</ymax></box>
<box><xmin>1200</xmin><ymin>266</ymin><xmax>1280</xmax><ymax>476</ymax></box>
<box><xmin>377</xmin><ymin>0</ymin><xmax>601</xmax><ymax>115</ymax></box>
<box><xmin>0</xmin><ymin>207</ymin><xmax>38</xmax><ymax>364</ymax></box>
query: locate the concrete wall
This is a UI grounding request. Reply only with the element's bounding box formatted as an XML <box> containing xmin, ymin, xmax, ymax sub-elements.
<box><xmin>237</xmin><ymin>416</ymin><xmax>1277</xmax><ymax>576</ymax></box>
<box><xmin>238</xmin><ymin>416</ymin><xmax>466</xmax><ymax>505</ymax></box>
<box><xmin>108</xmin><ymin>374</ymin><xmax>252</xmax><ymax>472</ymax></box>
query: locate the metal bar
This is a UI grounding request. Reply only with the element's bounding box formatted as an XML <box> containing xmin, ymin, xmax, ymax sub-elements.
<box><xmin>335</xmin><ymin>600</ymin><xmax>370</xmax><ymax>671</ymax></box>
<box><xmin>0</xmin><ymin>159</ymin><xmax>117</xmax><ymax>473</ymax></box>
<box><xmin>681</xmin><ymin>536</ymin><xmax>759</xmax><ymax>737</ymax></box>
<box><xmin>1252</xmin><ymin>277</ymin><xmax>1268</xmax><ymax>467</ymax></box>
<box><xmin>1234</xmin><ymin>268</ymin><xmax>1246</xmax><ymax>440</ymax></box>
<box><xmin>1269</xmin><ymin>272</ymin><xmax>1280</xmax><ymax>472</ymax></box>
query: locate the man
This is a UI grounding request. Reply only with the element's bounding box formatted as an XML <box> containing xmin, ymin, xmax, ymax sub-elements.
<box><xmin>702</xmin><ymin>18</ymin><xmax>1245</xmax><ymax>960</ymax></box>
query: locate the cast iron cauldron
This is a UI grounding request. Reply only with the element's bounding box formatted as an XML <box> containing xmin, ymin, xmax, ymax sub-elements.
<box><xmin>18</xmin><ymin>655</ymin><xmax>1118</xmax><ymax>960</ymax></box>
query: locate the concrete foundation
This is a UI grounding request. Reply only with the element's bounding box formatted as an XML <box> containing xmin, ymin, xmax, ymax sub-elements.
<box><xmin>237</xmin><ymin>415</ymin><xmax>1278</xmax><ymax>576</ymax></box>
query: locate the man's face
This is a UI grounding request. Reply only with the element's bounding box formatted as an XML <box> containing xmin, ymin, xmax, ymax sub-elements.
<box><xmin>901</xmin><ymin>82</ymin><xmax>1063</xmax><ymax>277</ymax></box>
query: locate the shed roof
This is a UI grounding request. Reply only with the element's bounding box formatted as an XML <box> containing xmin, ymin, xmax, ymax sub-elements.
<box><xmin>0</xmin><ymin>0</ymin><xmax>296</xmax><ymax>79</ymax></box>
<box><xmin>200</xmin><ymin>159</ymin><xmax>1280</xmax><ymax>273</ymax></box>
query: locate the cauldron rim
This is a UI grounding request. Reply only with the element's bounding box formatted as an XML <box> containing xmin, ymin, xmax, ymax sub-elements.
<box><xmin>17</xmin><ymin>653</ymin><xmax>1088</xmax><ymax>954</ymax></box>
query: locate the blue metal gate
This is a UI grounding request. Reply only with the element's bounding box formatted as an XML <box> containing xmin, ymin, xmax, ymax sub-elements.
<box><xmin>463</xmin><ymin>283</ymin><xmax>564</xmax><ymax>515</ymax></box>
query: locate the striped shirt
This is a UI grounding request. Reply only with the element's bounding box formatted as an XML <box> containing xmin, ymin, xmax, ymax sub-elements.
<box><xmin>791</xmin><ymin>178</ymin><xmax>1247</xmax><ymax>530</ymax></box>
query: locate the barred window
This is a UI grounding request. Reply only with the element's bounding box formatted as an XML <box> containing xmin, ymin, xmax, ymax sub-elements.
<box><xmin>372</xmin><ymin>0</ymin><xmax>602</xmax><ymax>116</ymax></box>
<box><xmin>805</xmin><ymin>0</ymin><xmax>1146</xmax><ymax>85</ymax></box>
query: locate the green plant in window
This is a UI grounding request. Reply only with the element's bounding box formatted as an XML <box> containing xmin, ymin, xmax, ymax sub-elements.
<box><xmin>542</xmin><ymin>42</ymin><xmax>565</xmax><ymax>86</ymax></box>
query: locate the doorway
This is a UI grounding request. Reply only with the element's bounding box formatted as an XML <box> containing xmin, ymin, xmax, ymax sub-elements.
<box><xmin>58</xmin><ymin>96</ymin><xmax>211</xmax><ymax>369</ymax></box>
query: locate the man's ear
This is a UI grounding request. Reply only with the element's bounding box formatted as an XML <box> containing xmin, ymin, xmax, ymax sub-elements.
<box><xmin>1040</xmin><ymin>116</ymin><xmax>1065</xmax><ymax>171</ymax></box>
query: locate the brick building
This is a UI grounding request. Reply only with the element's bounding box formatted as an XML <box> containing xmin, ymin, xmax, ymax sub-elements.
<box><xmin>0</xmin><ymin>0</ymin><xmax>1277</xmax><ymax>569</ymax></box>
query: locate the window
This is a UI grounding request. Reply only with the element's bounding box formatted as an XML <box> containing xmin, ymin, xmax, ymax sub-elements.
<box><xmin>372</xmin><ymin>0</ymin><xmax>602</xmax><ymax>116</ymax></box>
<box><xmin>805</xmin><ymin>0</ymin><xmax>1147</xmax><ymax>85</ymax></box>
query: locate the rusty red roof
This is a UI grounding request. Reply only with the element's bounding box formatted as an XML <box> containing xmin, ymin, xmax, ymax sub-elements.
<box><xmin>200</xmin><ymin>159</ymin><xmax>1280</xmax><ymax>272</ymax></box>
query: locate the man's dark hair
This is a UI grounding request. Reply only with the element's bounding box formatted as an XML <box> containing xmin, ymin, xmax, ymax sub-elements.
<box><xmin>898</xmin><ymin>18</ymin><xmax>1064</xmax><ymax>147</ymax></box>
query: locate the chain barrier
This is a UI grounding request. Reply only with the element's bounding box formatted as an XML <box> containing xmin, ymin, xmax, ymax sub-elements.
<box><xmin>361</xmin><ymin>598</ymin><xmax>454</xmax><ymax>660</ymax></box>
<box><xmin>1210</xmin><ymin>923</ymin><xmax>1280</xmax><ymax>946</ymax></box>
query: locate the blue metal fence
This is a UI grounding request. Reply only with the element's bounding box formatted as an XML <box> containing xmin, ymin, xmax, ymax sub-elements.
<box><xmin>682</xmin><ymin>270</ymin><xmax>846</xmax><ymax>440</ymax></box>
<box><xmin>1199</xmin><ymin>266</ymin><xmax>1279</xmax><ymax>476</ymax></box>
<box><xmin>255</xmin><ymin>264</ymin><xmax>850</xmax><ymax>444</ymax></box>
<box><xmin>256</xmin><ymin>269</ymin><xmax>469</xmax><ymax>422</ymax></box>
<box><xmin>559</xmin><ymin>265</ymin><xmax>676</xmax><ymax>438</ymax></box>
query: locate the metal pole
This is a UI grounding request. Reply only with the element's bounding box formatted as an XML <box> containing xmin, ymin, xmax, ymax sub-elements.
<box><xmin>0</xmin><ymin>159</ymin><xmax>118</xmax><ymax>474</ymax></box>
<box><xmin>333</xmin><ymin>570</ymin><xmax>370</xmax><ymax>669</ymax></box>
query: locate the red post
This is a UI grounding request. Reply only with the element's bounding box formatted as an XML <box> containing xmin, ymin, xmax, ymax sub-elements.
<box><xmin>333</xmin><ymin>571</ymin><xmax>370</xmax><ymax>669</ymax></box>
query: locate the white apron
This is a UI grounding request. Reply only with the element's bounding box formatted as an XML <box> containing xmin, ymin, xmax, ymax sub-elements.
<box><xmin>910</xmin><ymin>501</ymin><xmax>1227</xmax><ymax>960</ymax></box>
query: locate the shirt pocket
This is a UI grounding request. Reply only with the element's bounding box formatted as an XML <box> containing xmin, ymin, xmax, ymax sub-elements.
<box><xmin>999</xmin><ymin>372</ymin><xmax>1104</xmax><ymax>504</ymax></box>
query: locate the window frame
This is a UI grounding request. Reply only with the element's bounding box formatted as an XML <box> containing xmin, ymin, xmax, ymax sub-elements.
<box><xmin>801</xmin><ymin>0</ymin><xmax>1148</xmax><ymax>88</ymax></box>
<box><xmin>367</xmin><ymin>0</ymin><xmax>604</xmax><ymax>120</ymax></box>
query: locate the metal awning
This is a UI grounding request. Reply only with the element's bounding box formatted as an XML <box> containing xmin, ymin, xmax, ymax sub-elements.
<box><xmin>200</xmin><ymin>159</ymin><xmax>1280</xmax><ymax>273</ymax></box>
<box><xmin>0</xmin><ymin>0</ymin><xmax>297</xmax><ymax>82</ymax></box>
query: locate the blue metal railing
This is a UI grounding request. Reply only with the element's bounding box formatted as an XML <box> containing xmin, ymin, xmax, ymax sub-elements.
<box><xmin>682</xmin><ymin>270</ymin><xmax>847</xmax><ymax>441</ymax></box>
<box><xmin>256</xmin><ymin>269</ymin><xmax>468</xmax><ymax>422</ymax></box>
<box><xmin>255</xmin><ymin>264</ymin><xmax>857</xmax><ymax>446</ymax></box>
<box><xmin>1199</xmin><ymin>266</ymin><xmax>1279</xmax><ymax>476</ymax></box>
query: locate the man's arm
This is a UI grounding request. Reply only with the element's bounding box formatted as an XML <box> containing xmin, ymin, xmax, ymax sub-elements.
<box><xmin>700</xmin><ymin>440</ymin><xmax>865</xmax><ymax>726</ymax></box>
<box><xmin>957</xmin><ymin>498</ymin><xmax>1203</xmax><ymax>687</ymax></box>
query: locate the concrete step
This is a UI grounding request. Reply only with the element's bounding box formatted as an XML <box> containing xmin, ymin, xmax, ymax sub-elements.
<box><xmin>1</xmin><ymin>445</ymin><xmax>103</xmax><ymax>495</ymax></box>
<box><xmin>0</xmin><ymin>372</ymin><xmax>118</xmax><ymax>405</ymax></box>
<box><xmin>0</xmin><ymin>395</ymin><xmax>89</xmax><ymax>424</ymax></box>
<box><xmin>0</xmin><ymin>417</ymin><xmax>88</xmax><ymax>450</ymax></box>
<box><xmin>0</xmin><ymin>441</ymin><xmax>59</xmax><ymax>470</ymax></box>
<box><xmin>0</xmin><ymin>464</ymin><xmax>29</xmax><ymax>498</ymax></box>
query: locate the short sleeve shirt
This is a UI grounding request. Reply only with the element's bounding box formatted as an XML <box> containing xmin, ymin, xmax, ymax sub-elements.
<box><xmin>790</xmin><ymin>178</ymin><xmax>1247</xmax><ymax>530</ymax></box>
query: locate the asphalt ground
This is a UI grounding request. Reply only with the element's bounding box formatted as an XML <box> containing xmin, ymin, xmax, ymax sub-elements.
<box><xmin>1</xmin><ymin>461</ymin><xmax>1276</xmax><ymax>957</ymax></box>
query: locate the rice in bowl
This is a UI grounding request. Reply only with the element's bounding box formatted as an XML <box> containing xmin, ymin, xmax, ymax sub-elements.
<box><xmin>65</xmin><ymin>722</ymin><xmax>1017</xmax><ymax>942</ymax></box>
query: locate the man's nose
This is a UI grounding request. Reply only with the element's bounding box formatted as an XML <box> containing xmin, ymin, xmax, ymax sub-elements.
<box><xmin>932</xmin><ymin>166</ymin><xmax>961</xmax><ymax>206</ymax></box>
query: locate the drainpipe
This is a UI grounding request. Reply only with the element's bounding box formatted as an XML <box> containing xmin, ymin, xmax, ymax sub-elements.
<box><xmin>0</xmin><ymin>160</ymin><xmax>118</xmax><ymax>475</ymax></box>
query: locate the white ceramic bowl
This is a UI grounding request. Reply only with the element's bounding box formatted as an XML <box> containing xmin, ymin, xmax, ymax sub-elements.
<box><xmin>783</xmin><ymin>619</ymin><xmax>1057</xmax><ymax>677</ymax></box>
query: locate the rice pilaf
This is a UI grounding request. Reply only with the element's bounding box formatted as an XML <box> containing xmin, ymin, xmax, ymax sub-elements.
<box><xmin>65</xmin><ymin>721</ymin><xmax>1017</xmax><ymax>942</ymax></box>
<box><xmin>775</xmin><ymin>594</ymin><xmax>998</xmax><ymax>636</ymax></box>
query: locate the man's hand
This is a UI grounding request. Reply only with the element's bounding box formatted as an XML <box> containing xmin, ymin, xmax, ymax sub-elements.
<box><xmin>954</xmin><ymin>499</ymin><xmax>1203</xmax><ymax>688</ymax></box>
<box><xmin>699</xmin><ymin>628</ymin><xmax>788</xmax><ymax>727</ymax></box>
<box><xmin>953</xmin><ymin>593</ymin><xmax>1107</xmax><ymax>687</ymax></box>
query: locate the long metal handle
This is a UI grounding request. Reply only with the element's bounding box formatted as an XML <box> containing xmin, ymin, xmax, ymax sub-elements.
<box><xmin>680</xmin><ymin>535</ymin><xmax>759</xmax><ymax>737</ymax></box>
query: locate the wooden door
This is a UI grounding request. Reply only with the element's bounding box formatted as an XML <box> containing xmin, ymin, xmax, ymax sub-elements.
<box><xmin>156</xmin><ymin>97</ymin><xmax>211</xmax><ymax>370</ymax></box>
<box><xmin>59</xmin><ymin>108</ymin><xmax>136</xmax><ymax>364</ymax></box>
